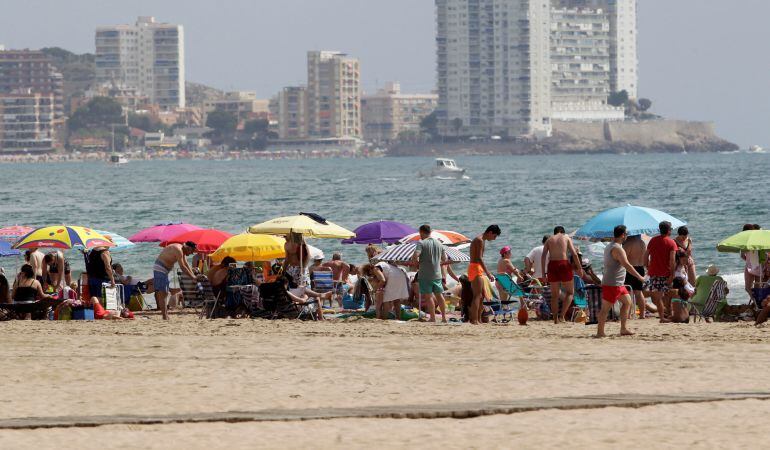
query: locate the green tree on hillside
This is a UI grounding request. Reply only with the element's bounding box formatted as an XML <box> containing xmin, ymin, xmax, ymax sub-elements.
<box><xmin>206</xmin><ymin>111</ymin><xmax>238</xmax><ymax>135</ymax></box>
<box><xmin>68</xmin><ymin>97</ymin><xmax>123</xmax><ymax>131</ymax></box>
<box><xmin>638</xmin><ymin>98</ymin><xmax>653</xmax><ymax>112</ymax></box>
<box><xmin>608</xmin><ymin>90</ymin><xmax>629</xmax><ymax>108</ymax></box>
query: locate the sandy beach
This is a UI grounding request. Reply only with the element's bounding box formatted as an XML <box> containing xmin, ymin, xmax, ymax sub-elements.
<box><xmin>0</xmin><ymin>317</ymin><xmax>769</xmax><ymax>449</ymax></box>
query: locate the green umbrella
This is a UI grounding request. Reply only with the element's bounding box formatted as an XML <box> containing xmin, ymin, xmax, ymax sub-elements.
<box><xmin>717</xmin><ymin>230</ymin><xmax>770</xmax><ymax>253</ymax></box>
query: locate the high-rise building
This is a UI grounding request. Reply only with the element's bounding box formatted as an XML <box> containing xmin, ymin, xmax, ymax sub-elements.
<box><xmin>0</xmin><ymin>49</ymin><xmax>64</xmax><ymax>118</ymax></box>
<box><xmin>436</xmin><ymin>0</ymin><xmax>552</xmax><ymax>138</ymax></box>
<box><xmin>306</xmin><ymin>51</ymin><xmax>361</xmax><ymax>138</ymax></box>
<box><xmin>0</xmin><ymin>89</ymin><xmax>56</xmax><ymax>153</ymax></box>
<box><xmin>435</xmin><ymin>0</ymin><xmax>637</xmax><ymax>136</ymax></box>
<box><xmin>607</xmin><ymin>0</ymin><xmax>638</xmax><ymax>98</ymax></box>
<box><xmin>277</xmin><ymin>86</ymin><xmax>309</xmax><ymax>140</ymax></box>
<box><xmin>362</xmin><ymin>82</ymin><xmax>438</xmax><ymax>142</ymax></box>
<box><xmin>95</xmin><ymin>16</ymin><xmax>185</xmax><ymax>109</ymax></box>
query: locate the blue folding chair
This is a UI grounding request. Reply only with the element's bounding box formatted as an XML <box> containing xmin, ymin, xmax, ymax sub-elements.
<box><xmin>311</xmin><ymin>270</ymin><xmax>334</xmax><ymax>308</ymax></box>
<box><xmin>571</xmin><ymin>275</ymin><xmax>588</xmax><ymax>322</ymax></box>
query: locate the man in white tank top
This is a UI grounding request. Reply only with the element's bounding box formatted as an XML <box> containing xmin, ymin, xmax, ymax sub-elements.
<box><xmin>597</xmin><ymin>225</ymin><xmax>645</xmax><ymax>338</ymax></box>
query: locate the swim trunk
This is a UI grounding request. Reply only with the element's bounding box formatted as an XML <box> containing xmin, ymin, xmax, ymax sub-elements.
<box><xmin>88</xmin><ymin>278</ymin><xmax>107</xmax><ymax>301</ymax></box>
<box><xmin>468</xmin><ymin>263</ymin><xmax>484</xmax><ymax>282</ymax></box>
<box><xmin>625</xmin><ymin>266</ymin><xmax>645</xmax><ymax>291</ymax></box>
<box><xmin>419</xmin><ymin>278</ymin><xmax>443</xmax><ymax>295</ymax></box>
<box><xmin>93</xmin><ymin>300</ymin><xmax>109</xmax><ymax>320</ymax></box>
<box><xmin>646</xmin><ymin>276</ymin><xmax>670</xmax><ymax>293</ymax></box>
<box><xmin>601</xmin><ymin>285</ymin><xmax>629</xmax><ymax>304</ymax></box>
<box><xmin>333</xmin><ymin>282</ymin><xmax>346</xmax><ymax>298</ymax></box>
<box><xmin>547</xmin><ymin>260</ymin><xmax>574</xmax><ymax>284</ymax></box>
<box><xmin>153</xmin><ymin>259</ymin><xmax>171</xmax><ymax>293</ymax></box>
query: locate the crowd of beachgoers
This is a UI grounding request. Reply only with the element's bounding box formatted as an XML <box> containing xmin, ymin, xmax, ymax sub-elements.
<box><xmin>2</xmin><ymin>215</ymin><xmax>768</xmax><ymax>337</ymax></box>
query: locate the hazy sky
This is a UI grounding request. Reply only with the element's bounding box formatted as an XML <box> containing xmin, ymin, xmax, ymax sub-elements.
<box><xmin>2</xmin><ymin>0</ymin><xmax>768</xmax><ymax>147</ymax></box>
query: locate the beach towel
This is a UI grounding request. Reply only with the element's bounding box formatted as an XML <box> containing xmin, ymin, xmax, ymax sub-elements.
<box><xmin>702</xmin><ymin>279</ymin><xmax>727</xmax><ymax>318</ymax></box>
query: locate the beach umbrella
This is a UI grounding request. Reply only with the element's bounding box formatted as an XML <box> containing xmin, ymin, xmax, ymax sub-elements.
<box><xmin>0</xmin><ymin>241</ymin><xmax>20</xmax><ymax>258</ymax></box>
<box><xmin>12</xmin><ymin>226</ymin><xmax>115</xmax><ymax>250</ymax></box>
<box><xmin>308</xmin><ymin>245</ymin><xmax>324</xmax><ymax>261</ymax></box>
<box><xmin>210</xmin><ymin>233</ymin><xmax>286</xmax><ymax>262</ymax></box>
<box><xmin>129</xmin><ymin>222</ymin><xmax>203</xmax><ymax>243</ymax></box>
<box><xmin>161</xmin><ymin>228</ymin><xmax>234</xmax><ymax>254</ymax></box>
<box><xmin>575</xmin><ymin>205</ymin><xmax>687</xmax><ymax>240</ymax></box>
<box><xmin>342</xmin><ymin>221</ymin><xmax>417</xmax><ymax>245</ymax></box>
<box><xmin>373</xmin><ymin>242</ymin><xmax>470</xmax><ymax>264</ymax></box>
<box><xmin>248</xmin><ymin>213</ymin><xmax>355</xmax><ymax>239</ymax></box>
<box><xmin>0</xmin><ymin>226</ymin><xmax>33</xmax><ymax>242</ymax></box>
<box><xmin>93</xmin><ymin>230</ymin><xmax>135</xmax><ymax>252</ymax></box>
<box><xmin>399</xmin><ymin>230</ymin><xmax>471</xmax><ymax>248</ymax></box>
<box><xmin>716</xmin><ymin>230</ymin><xmax>770</xmax><ymax>253</ymax></box>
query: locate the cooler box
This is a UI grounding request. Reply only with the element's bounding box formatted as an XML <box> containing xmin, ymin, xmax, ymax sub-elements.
<box><xmin>72</xmin><ymin>307</ymin><xmax>95</xmax><ymax>321</ymax></box>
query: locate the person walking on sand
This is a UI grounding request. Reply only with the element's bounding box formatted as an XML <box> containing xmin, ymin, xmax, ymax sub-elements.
<box><xmin>597</xmin><ymin>226</ymin><xmax>646</xmax><ymax>338</ymax></box>
<box><xmin>153</xmin><ymin>241</ymin><xmax>201</xmax><ymax>320</ymax></box>
<box><xmin>623</xmin><ymin>234</ymin><xmax>649</xmax><ymax>319</ymax></box>
<box><xmin>411</xmin><ymin>224</ymin><xmax>448</xmax><ymax>323</ymax></box>
<box><xmin>542</xmin><ymin>226</ymin><xmax>583</xmax><ymax>324</ymax></box>
<box><xmin>644</xmin><ymin>221</ymin><xmax>678</xmax><ymax>323</ymax></box>
<box><xmin>468</xmin><ymin>225</ymin><xmax>501</xmax><ymax>325</ymax></box>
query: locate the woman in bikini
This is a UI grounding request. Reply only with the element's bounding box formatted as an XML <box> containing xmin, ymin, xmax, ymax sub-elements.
<box><xmin>674</xmin><ymin>226</ymin><xmax>696</xmax><ymax>285</ymax></box>
<box><xmin>282</xmin><ymin>232</ymin><xmax>310</xmax><ymax>286</ymax></box>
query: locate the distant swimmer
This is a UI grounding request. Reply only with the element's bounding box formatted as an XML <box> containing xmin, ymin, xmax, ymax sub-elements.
<box><xmin>542</xmin><ymin>226</ymin><xmax>583</xmax><ymax>324</ymax></box>
<box><xmin>468</xmin><ymin>225</ymin><xmax>501</xmax><ymax>325</ymax></box>
<box><xmin>153</xmin><ymin>241</ymin><xmax>200</xmax><ymax>320</ymax></box>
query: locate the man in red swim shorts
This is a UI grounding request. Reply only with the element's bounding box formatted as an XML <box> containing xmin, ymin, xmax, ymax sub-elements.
<box><xmin>542</xmin><ymin>226</ymin><xmax>583</xmax><ymax>324</ymax></box>
<box><xmin>597</xmin><ymin>225</ymin><xmax>645</xmax><ymax>337</ymax></box>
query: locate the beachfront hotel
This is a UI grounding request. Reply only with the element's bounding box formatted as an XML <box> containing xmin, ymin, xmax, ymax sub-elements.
<box><xmin>306</xmin><ymin>51</ymin><xmax>362</xmax><ymax>139</ymax></box>
<box><xmin>435</xmin><ymin>0</ymin><xmax>638</xmax><ymax>138</ymax></box>
<box><xmin>0</xmin><ymin>89</ymin><xmax>56</xmax><ymax>153</ymax></box>
<box><xmin>362</xmin><ymin>82</ymin><xmax>439</xmax><ymax>143</ymax></box>
<box><xmin>94</xmin><ymin>16</ymin><xmax>185</xmax><ymax>110</ymax></box>
<box><xmin>0</xmin><ymin>49</ymin><xmax>64</xmax><ymax>119</ymax></box>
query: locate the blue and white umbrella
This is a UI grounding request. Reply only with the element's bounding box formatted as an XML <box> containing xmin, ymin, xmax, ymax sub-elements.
<box><xmin>93</xmin><ymin>230</ymin><xmax>135</xmax><ymax>252</ymax></box>
<box><xmin>575</xmin><ymin>205</ymin><xmax>687</xmax><ymax>240</ymax></box>
<box><xmin>373</xmin><ymin>242</ymin><xmax>470</xmax><ymax>264</ymax></box>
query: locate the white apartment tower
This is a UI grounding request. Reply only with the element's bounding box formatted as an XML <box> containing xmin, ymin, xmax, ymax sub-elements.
<box><xmin>436</xmin><ymin>0</ymin><xmax>552</xmax><ymax>138</ymax></box>
<box><xmin>436</xmin><ymin>0</ymin><xmax>638</xmax><ymax>135</ymax></box>
<box><xmin>607</xmin><ymin>0</ymin><xmax>638</xmax><ymax>98</ymax></box>
<box><xmin>306</xmin><ymin>51</ymin><xmax>361</xmax><ymax>138</ymax></box>
<box><xmin>95</xmin><ymin>16</ymin><xmax>185</xmax><ymax>109</ymax></box>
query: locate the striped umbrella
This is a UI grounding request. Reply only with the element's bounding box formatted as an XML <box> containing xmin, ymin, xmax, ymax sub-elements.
<box><xmin>0</xmin><ymin>226</ymin><xmax>34</xmax><ymax>242</ymax></box>
<box><xmin>399</xmin><ymin>230</ymin><xmax>471</xmax><ymax>248</ymax></box>
<box><xmin>373</xmin><ymin>242</ymin><xmax>470</xmax><ymax>264</ymax></box>
<box><xmin>12</xmin><ymin>226</ymin><xmax>114</xmax><ymax>250</ymax></box>
<box><xmin>93</xmin><ymin>230</ymin><xmax>135</xmax><ymax>252</ymax></box>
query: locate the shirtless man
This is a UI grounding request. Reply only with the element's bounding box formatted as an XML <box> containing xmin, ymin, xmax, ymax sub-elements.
<box><xmin>468</xmin><ymin>225</ymin><xmax>501</xmax><ymax>325</ymax></box>
<box><xmin>322</xmin><ymin>253</ymin><xmax>350</xmax><ymax>307</ymax></box>
<box><xmin>28</xmin><ymin>248</ymin><xmax>45</xmax><ymax>283</ymax></box>
<box><xmin>623</xmin><ymin>234</ymin><xmax>648</xmax><ymax>319</ymax></box>
<box><xmin>542</xmin><ymin>226</ymin><xmax>583</xmax><ymax>324</ymax></box>
<box><xmin>153</xmin><ymin>241</ymin><xmax>200</xmax><ymax>320</ymax></box>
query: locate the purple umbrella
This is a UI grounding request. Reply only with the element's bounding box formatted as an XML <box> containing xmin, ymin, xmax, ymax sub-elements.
<box><xmin>342</xmin><ymin>221</ymin><xmax>417</xmax><ymax>245</ymax></box>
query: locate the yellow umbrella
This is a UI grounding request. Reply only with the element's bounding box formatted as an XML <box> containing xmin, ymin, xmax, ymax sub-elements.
<box><xmin>13</xmin><ymin>225</ymin><xmax>115</xmax><ymax>250</ymax></box>
<box><xmin>248</xmin><ymin>214</ymin><xmax>355</xmax><ymax>239</ymax></box>
<box><xmin>210</xmin><ymin>234</ymin><xmax>286</xmax><ymax>263</ymax></box>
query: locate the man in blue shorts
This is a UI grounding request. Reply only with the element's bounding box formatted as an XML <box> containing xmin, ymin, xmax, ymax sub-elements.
<box><xmin>411</xmin><ymin>224</ymin><xmax>448</xmax><ymax>323</ymax></box>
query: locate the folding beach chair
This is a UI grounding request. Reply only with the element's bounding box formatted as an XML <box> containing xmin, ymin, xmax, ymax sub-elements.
<box><xmin>690</xmin><ymin>279</ymin><xmax>728</xmax><ymax>322</ymax></box>
<box><xmin>311</xmin><ymin>270</ymin><xmax>335</xmax><ymax>308</ymax></box>
<box><xmin>570</xmin><ymin>276</ymin><xmax>589</xmax><ymax>322</ymax></box>
<box><xmin>224</xmin><ymin>267</ymin><xmax>255</xmax><ymax>317</ymax></box>
<box><xmin>257</xmin><ymin>281</ymin><xmax>306</xmax><ymax>320</ymax></box>
<box><xmin>177</xmin><ymin>271</ymin><xmax>219</xmax><ymax>318</ymax></box>
<box><xmin>495</xmin><ymin>274</ymin><xmax>544</xmax><ymax>310</ymax></box>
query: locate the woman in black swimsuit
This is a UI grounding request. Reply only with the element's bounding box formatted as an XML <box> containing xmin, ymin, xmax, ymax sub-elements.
<box><xmin>13</xmin><ymin>264</ymin><xmax>52</xmax><ymax>303</ymax></box>
<box><xmin>674</xmin><ymin>226</ymin><xmax>696</xmax><ymax>285</ymax></box>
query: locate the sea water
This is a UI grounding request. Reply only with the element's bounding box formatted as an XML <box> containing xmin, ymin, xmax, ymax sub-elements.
<box><xmin>0</xmin><ymin>153</ymin><xmax>767</xmax><ymax>302</ymax></box>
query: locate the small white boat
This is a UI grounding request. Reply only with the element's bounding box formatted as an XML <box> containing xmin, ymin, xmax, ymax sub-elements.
<box><xmin>422</xmin><ymin>158</ymin><xmax>468</xmax><ymax>179</ymax></box>
<box><xmin>109</xmin><ymin>153</ymin><xmax>129</xmax><ymax>166</ymax></box>
<box><xmin>748</xmin><ymin>145</ymin><xmax>765</xmax><ymax>154</ymax></box>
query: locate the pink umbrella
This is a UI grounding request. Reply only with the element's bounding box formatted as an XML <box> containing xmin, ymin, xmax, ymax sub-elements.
<box><xmin>160</xmin><ymin>229</ymin><xmax>234</xmax><ymax>254</ymax></box>
<box><xmin>0</xmin><ymin>225</ymin><xmax>34</xmax><ymax>242</ymax></box>
<box><xmin>129</xmin><ymin>222</ymin><xmax>203</xmax><ymax>243</ymax></box>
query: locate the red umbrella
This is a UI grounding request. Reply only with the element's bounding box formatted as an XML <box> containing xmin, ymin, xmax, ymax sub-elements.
<box><xmin>160</xmin><ymin>229</ymin><xmax>234</xmax><ymax>254</ymax></box>
<box><xmin>0</xmin><ymin>225</ymin><xmax>34</xmax><ymax>242</ymax></box>
<box><xmin>129</xmin><ymin>222</ymin><xmax>203</xmax><ymax>243</ymax></box>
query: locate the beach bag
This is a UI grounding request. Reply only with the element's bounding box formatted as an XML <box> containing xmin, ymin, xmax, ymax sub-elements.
<box><xmin>128</xmin><ymin>293</ymin><xmax>146</xmax><ymax>312</ymax></box>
